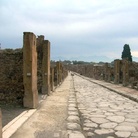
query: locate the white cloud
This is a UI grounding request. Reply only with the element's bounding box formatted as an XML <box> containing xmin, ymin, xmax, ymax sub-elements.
<box><xmin>0</xmin><ymin>0</ymin><xmax>138</xmax><ymax>61</ymax></box>
<box><xmin>132</xmin><ymin>51</ymin><xmax>138</xmax><ymax>57</ymax></box>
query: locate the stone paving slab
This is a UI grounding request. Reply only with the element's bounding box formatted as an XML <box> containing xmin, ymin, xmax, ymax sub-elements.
<box><xmin>75</xmin><ymin>73</ymin><xmax>138</xmax><ymax>103</ymax></box>
<box><xmin>3</xmin><ymin>73</ymin><xmax>138</xmax><ymax>138</ymax></box>
<box><xmin>72</xmin><ymin>73</ymin><xmax>138</xmax><ymax>138</ymax></box>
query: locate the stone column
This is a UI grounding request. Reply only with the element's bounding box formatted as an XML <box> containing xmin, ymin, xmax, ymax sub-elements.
<box><xmin>114</xmin><ymin>59</ymin><xmax>121</xmax><ymax>84</ymax></box>
<box><xmin>94</xmin><ymin>66</ymin><xmax>98</xmax><ymax>79</ymax></box>
<box><xmin>56</xmin><ymin>62</ymin><xmax>61</xmax><ymax>85</ymax></box>
<box><xmin>54</xmin><ymin>66</ymin><xmax>58</xmax><ymax>86</ymax></box>
<box><xmin>64</xmin><ymin>69</ymin><xmax>68</xmax><ymax>79</ymax></box>
<box><xmin>104</xmin><ymin>63</ymin><xmax>108</xmax><ymax>81</ymax></box>
<box><xmin>50</xmin><ymin>67</ymin><xmax>54</xmax><ymax>91</ymax></box>
<box><xmin>23</xmin><ymin>32</ymin><xmax>38</xmax><ymax>108</ymax></box>
<box><xmin>60</xmin><ymin>64</ymin><xmax>65</xmax><ymax>82</ymax></box>
<box><xmin>37</xmin><ymin>35</ymin><xmax>44</xmax><ymax>46</ymax></box>
<box><xmin>107</xmin><ymin>67</ymin><xmax>112</xmax><ymax>82</ymax></box>
<box><xmin>42</xmin><ymin>40</ymin><xmax>51</xmax><ymax>95</ymax></box>
<box><xmin>0</xmin><ymin>109</ymin><xmax>2</xmax><ymax>138</ymax></box>
<box><xmin>122</xmin><ymin>60</ymin><xmax>129</xmax><ymax>86</ymax></box>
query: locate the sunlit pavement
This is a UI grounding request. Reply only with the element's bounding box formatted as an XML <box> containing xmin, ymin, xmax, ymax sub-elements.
<box><xmin>68</xmin><ymin>74</ymin><xmax>138</xmax><ymax>138</ymax></box>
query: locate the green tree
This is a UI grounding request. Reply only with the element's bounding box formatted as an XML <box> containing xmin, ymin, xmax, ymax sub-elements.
<box><xmin>121</xmin><ymin>44</ymin><xmax>132</xmax><ymax>62</ymax></box>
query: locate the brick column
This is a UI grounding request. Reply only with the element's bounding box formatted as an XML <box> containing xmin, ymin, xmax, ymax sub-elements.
<box><xmin>0</xmin><ymin>109</ymin><xmax>2</xmax><ymax>138</ymax></box>
<box><xmin>23</xmin><ymin>32</ymin><xmax>38</xmax><ymax>108</ymax></box>
<box><xmin>114</xmin><ymin>59</ymin><xmax>121</xmax><ymax>84</ymax></box>
<box><xmin>42</xmin><ymin>40</ymin><xmax>51</xmax><ymax>95</ymax></box>
<box><xmin>50</xmin><ymin>67</ymin><xmax>54</xmax><ymax>91</ymax></box>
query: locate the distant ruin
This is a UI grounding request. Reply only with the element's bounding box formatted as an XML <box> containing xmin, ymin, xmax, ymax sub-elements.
<box><xmin>68</xmin><ymin>59</ymin><xmax>138</xmax><ymax>90</ymax></box>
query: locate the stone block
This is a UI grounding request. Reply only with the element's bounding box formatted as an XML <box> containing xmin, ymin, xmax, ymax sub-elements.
<box><xmin>114</xmin><ymin>59</ymin><xmax>121</xmax><ymax>84</ymax></box>
<box><xmin>23</xmin><ymin>32</ymin><xmax>38</xmax><ymax>108</ymax></box>
<box><xmin>42</xmin><ymin>40</ymin><xmax>50</xmax><ymax>95</ymax></box>
<box><xmin>56</xmin><ymin>61</ymin><xmax>61</xmax><ymax>85</ymax></box>
<box><xmin>50</xmin><ymin>67</ymin><xmax>54</xmax><ymax>91</ymax></box>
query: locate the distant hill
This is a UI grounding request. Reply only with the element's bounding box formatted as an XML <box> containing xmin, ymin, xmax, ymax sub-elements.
<box><xmin>51</xmin><ymin>55</ymin><xmax>114</xmax><ymax>63</ymax></box>
<box><xmin>51</xmin><ymin>55</ymin><xmax>138</xmax><ymax>63</ymax></box>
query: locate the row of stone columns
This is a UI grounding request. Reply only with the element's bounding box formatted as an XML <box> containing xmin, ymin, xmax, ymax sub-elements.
<box><xmin>23</xmin><ymin>32</ymin><xmax>51</xmax><ymax>108</ymax></box>
<box><xmin>0</xmin><ymin>32</ymin><xmax>68</xmax><ymax>137</ymax></box>
<box><xmin>54</xmin><ymin>61</ymin><xmax>68</xmax><ymax>86</ymax></box>
<box><xmin>68</xmin><ymin>59</ymin><xmax>131</xmax><ymax>87</ymax></box>
<box><xmin>23</xmin><ymin>32</ymin><xmax>68</xmax><ymax>109</ymax></box>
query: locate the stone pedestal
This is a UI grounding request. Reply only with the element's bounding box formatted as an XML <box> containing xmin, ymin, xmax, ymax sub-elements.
<box><xmin>23</xmin><ymin>32</ymin><xmax>38</xmax><ymax>108</ymax></box>
<box><xmin>42</xmin><ymin>40</ymin><xmax>50</xmax><ymax>95</ymax></box>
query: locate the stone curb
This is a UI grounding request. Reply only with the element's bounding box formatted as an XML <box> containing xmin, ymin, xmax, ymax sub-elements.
<box><xmin>66</xmin><ymin>77</ymin><xmax>85</xmax><ymax>138</ymax></box>
<box><xmin>74</xmin><ymin>73</ymin><xmax>138</xmax><ymax>103</ymax></box>
<box><xmin>1</xmin><ymin>75</ymin><xmax>68</xmax><ymax>138</ymax></box>
<box><xmin>2</xmin><ymin>109</ymin><xmax>36</xmax><ymax>138</ymax></box>
<box><xmin>2</xmin><ymin>93</ymin><xmax>48</xmax><ymax>138</ymax></box>
<box><xmin>1</xmin><ymin>82</ymin><xmax>65</xmax><ymax>138</ymax></box>
<box><xmin>2</xmin><ymin>93</ymin><xmax>53</xmax><ymax>138</ymax></box>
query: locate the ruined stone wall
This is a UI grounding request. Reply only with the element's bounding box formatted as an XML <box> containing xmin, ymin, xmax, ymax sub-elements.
<box><xmin>68</xmin><ymin>60</ymin><xmax>138</xmax><ymax>89</ymax></box>
<box><xmin>0</xmin><ymin>49</ymin><xmax>24</xmax><ymax>105</ymax></box>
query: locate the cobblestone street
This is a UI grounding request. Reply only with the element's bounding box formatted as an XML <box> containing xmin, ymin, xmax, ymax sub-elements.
<box><xmin>5</xmin><ymin>73</ymin><xmax>138</xmax><ymax>138</ymax></box>
<box><xmin>67</xmin><ymin>74</ymin><xmax>138</xmax><ymax>138</ymax></box>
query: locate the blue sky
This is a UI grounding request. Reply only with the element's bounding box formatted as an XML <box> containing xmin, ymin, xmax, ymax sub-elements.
<box><xmin>0</xmin><ymin>0</ymin><xmax>138</xmax><ymax>62</ymax></box>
